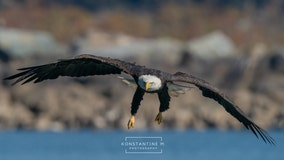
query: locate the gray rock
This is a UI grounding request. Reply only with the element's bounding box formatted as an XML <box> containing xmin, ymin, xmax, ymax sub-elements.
<box><xmin>186</xmin><ymin>31</ymin><xmax>236</xmax><ymax>59</ymax></box>
<box><xmin>73</xmin><ymin>31</ymin><xmax>183</xmax><ymax>65</ymax></box>
<box><xmin>0</xmin><ymin>27</ymin><xmax>66</xmax><ymax>56</ymax></box>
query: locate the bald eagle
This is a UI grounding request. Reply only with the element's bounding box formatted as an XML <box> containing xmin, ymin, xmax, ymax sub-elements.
<box><xmin>5</xmin><ymin>54</ymin><xmax>274</xmax><ymax>144</ymax></box>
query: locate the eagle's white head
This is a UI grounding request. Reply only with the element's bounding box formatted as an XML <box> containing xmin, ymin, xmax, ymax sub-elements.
<box><xmin>138</xmin><ymin>75</ymin><xmax>162</xmax><ymax>92</ymax></box>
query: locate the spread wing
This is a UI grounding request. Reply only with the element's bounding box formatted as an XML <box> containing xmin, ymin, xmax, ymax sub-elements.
<box><xmin>4</xmin><ymin>54</ymin><xmax>136</xmax><ymax>85</ymax></box>
<box><xmin>170</xmin><ymin>72</ymin><xmax>275</xmax><ymax>144</ymax></box>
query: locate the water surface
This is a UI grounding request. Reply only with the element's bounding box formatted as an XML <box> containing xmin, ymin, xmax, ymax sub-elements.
<box><xmin>0</xmin><ymin>130</ymin><xmax>282</xmax><ymax>160</ymax></box>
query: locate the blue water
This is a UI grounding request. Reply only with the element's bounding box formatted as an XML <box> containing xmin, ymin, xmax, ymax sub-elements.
<box><xmin>0</xmin><ymin>130</ymin><xmax>282</xmax><ymax>160</ymax></box>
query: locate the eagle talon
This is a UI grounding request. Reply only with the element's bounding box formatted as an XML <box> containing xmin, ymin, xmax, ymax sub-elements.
<box><xmin>155</xmin><ymin>112</ymin><xmax>163</xmax><ymax>124</ymax></box>
<box><xmin>127</xmin><ymin>116</ymin><xmax>135</xmax><ymax>129</ymax></box>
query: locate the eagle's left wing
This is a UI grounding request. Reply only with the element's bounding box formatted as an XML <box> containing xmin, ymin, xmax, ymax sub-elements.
<box><xmin>4</xmin><ymin>54</ymin><xmax>136</xmax><ymax>85</ymax></box>
<box><xmin>170</xmin><ymin>72</ymin><xmax>275</xmax><ymax>145</ymax></box>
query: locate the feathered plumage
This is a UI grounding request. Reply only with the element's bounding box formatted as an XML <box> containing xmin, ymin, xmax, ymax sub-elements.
<box><xmin>4</xmin><ymin>54</ymin><xmax>275</xmax><ymax>144</ymax></box>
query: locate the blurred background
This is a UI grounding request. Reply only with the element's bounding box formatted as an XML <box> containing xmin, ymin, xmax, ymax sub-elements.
<box><xmin>0</xmin><ymin>0</ymin><xmax>284</xmax><ymax>159</ymax></box>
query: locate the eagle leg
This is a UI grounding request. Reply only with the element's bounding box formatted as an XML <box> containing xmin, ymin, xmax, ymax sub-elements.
<box><xmin>155</xmin><ymin>112</ymin><xmax>163</xmax><ymax>124</ymax></box>
<box><xmin>155</xmin><ymin>86</ymin><xmax>171</xmax><ymax>125</ymax></box>
<box><xmin>128</xmin><ymin>87</ymin><xmax>145</xmax><ymax>129</ymax></box>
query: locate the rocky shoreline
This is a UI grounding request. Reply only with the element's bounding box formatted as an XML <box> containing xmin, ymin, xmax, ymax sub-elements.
<box><xmin>1</xmin><ymin>50</ymin><xmax>284</xmax><ymax>131</ymax></box>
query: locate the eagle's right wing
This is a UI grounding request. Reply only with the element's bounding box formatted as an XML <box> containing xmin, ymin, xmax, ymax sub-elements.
<box><xmin>4</xmin><ymin>54</ymin><xmax>136</xmax><ymax>85</ymax></box>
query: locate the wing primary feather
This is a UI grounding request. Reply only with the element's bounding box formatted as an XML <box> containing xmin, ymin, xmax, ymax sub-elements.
<box><xmin>255</xmin><ymin>126</ymin><xmax>275</xmax><ymax>144</ymax></box>
<box><xmin>13</xmin><ymin>71</ymin><xmax>35</xmax><ymax>85</ymax></box>
<box><xmin>21</xmin><ymin>73</ymin><xmax>38</xmax><ymax>85</ymax></box>
<box><xmin>256</xmin><ymin>127</ymin><xmax>267</xmax><ymax>143</ymax></box>
<box><xmin>4</xmin><ymin>70</ymin><xmax>30</xmax><ymax>80</ymax></box>
<box><xmin>248</xmin><ymin>125</ymin><xmax>259</xmax><ymax>139</ymax></box>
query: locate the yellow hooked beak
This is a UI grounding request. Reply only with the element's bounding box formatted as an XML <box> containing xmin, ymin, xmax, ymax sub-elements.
<box><xmin>145</xmin><ymin>82</ymin><xmax>151</xmax><ymax>91</ymax></box>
